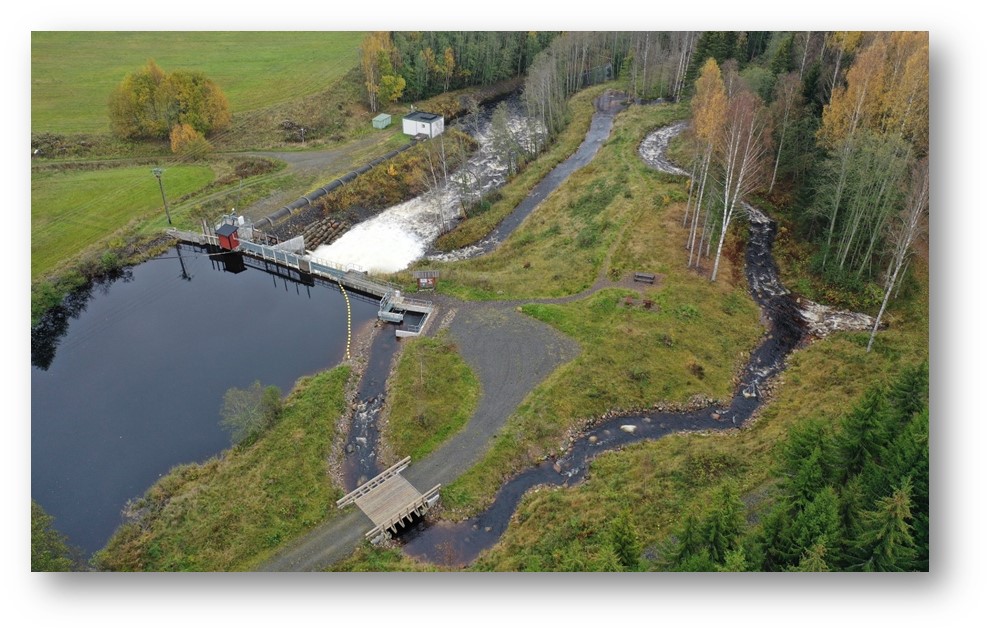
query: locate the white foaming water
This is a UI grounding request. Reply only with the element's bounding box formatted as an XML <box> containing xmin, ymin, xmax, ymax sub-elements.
<box><xmin>312</xmin><ymin>100</ymin><xmax>541</xmax><ymax>274</ymax></box>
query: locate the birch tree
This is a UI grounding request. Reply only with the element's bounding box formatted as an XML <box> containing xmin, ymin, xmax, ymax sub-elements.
<box><xmin>686</xmin><ymin>59</ymin><xmax>726</xmax><ymax>268</ymax></box>
<box><xmin>867</xmin><ymin>158</ymin><xmax>928</xmax><ymax>352</ymax></box>
<box><xmin>710</xmin><ymin>85</ymin><xmax>769</xmax><ymax>282</ymax></box>
<box><xmin>672</xmin><ymin>31</ymin><xmax>698</xmax><ymax>102</ymax></box>
<box><xmin>817</xmin><ymin>36</ymin><xmax>886</xmax><ymax>261</ymax></box>
<box><xmin>814</xmin><ymin>31</ymin><xmax>927</xmax><ymax>278</ymax></box>
<box><xmin>360</xmin><ymin>32</ymin><xmax>392</xmax><ymax>112</ymax></box>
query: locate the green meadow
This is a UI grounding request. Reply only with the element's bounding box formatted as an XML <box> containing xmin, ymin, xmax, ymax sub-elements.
<box><xmin>31</xmin><ymin>164</ymin><xmax>214</xmax><ymax>279</ymax></box>
<box><xmin>32</xmin><ymin>31</ymin><xmax>365</xmax><ymax>135</ymax></box>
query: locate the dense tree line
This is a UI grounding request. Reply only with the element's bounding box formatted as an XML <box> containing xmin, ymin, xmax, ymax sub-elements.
<box><xmin>657</xmin><ymin>363</ymin><xmax>929</xmax><ymax>571</ymax></box>
<box><xmin>676</xmin><ymin>32</ymin><xmax>928</xmax><ymax>336</ymax></box>
<box><xmin>359</xmin><ymin>31</ymin><xmax>558</xmax><ymax>109</ymax></box>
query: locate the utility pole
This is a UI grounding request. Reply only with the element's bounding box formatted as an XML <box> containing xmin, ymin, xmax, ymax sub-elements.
<box><xmin>151</xmin><ymin>167</ymin><xmax>172</xmax><ymax>225</ymax></box>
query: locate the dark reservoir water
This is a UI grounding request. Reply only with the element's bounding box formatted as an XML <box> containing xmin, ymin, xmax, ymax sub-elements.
<box><xmin>31</xmin><ymin>245</ymin><xmax>377</xmax><ymax>557</ymax></box>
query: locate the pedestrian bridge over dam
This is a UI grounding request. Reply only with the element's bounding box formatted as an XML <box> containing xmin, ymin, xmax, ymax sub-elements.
<box><xmin>168</xmin><ymin>225</ymin><xmax>434</xmax><ymax>337</ymax></box>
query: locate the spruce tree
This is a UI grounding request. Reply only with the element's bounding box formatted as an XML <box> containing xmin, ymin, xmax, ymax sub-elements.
<box><xmin>787</xmin><ymin>486</ymin><xmax>842</xmax><ymax>567</ymax></box>
<box><xmin>664</xmin><ymin>512</ymin><xmax>705</xmax><ymax>569</ymax></box>
<box><xmin>717</xmin><ymin>547</ymin><xmax>750</xmax><ymax>572</ymax></box>
<box><xmin>701</xmin><ymin>484</ymin><xmax>746</xmax><ymax>564</ymax></box>
<box><xmin>889</xmin><ymin>363</ymin><xmax>929</xmax><ymax>429</ymax></box>
<box><xmin>849</xmin><ymin>478</ymin><xmax>918</xmax><ymax>571</ymax></box>
<box><xmin>791</xmin><ymin>541</ymin><xmax>832</xmax><ymax>572</ymax></box>
<box><xmin>835</xmin><ymin>385</ymin><xmax>892</xmax><ymax>483</ymax></box>
<box><xmin>610</xmin><ymin>510</ymin><xmax>641</xmax><ymax>571</ymax></box>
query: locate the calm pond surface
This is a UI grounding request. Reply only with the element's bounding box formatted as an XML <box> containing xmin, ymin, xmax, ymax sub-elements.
<box><xmin>31</xmin><ymin>245</ymin><xmax>376</xmax><ymax>556</ymax></box>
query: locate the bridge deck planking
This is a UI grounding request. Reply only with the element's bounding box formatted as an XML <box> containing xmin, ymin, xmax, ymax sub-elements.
<box><xmin>353</xmin><ymin>476</ymin><xmax>422</xmax><ymax>528</ymax></box>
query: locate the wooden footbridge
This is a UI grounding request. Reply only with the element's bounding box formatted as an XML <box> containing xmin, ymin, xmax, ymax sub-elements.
<box><xmin>336</xmin><ymin>457</ymin><xmax>441</xmax><ymax>543</ymax></box>
<box><xmin>168</xmin><ymin>224</ymin><xmax>433</xmax><ymax>335</ymax></box>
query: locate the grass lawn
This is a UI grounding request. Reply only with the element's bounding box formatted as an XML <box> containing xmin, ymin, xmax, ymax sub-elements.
<box><xmin>31</xmin><ymin>164</ymin><xmax>214</xmax><ymax>280</ymax></box>
<box><xmin>32</xmin><ymin>32</ymin><xmax>365</xmax><ymax>135</ymax></box>
<box><xmin>382</xmin><ymin>331</ymin><xmax>481</xmax><ymax>462</ymax></box>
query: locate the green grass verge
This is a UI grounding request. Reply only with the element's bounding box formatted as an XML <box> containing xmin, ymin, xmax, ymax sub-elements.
<box><xmin>92</xmin><ymin>366</ymin><xmax>352</xmax><ymax>571</ymax></box>
<box><xmin>328</xmin><ymin>542</ymin><xmax>443</xmax><ymax>572</ymax></box>
<box><xmin>32</xmin><ymin>32</ymin><xmax>365</xmax><ymax>135</ymax></box>
<box><xmin>382</xmin><ymin>331</ymin><xmax>481</xmax><ymax>462</ymax></box>
<box><xmin>31</xmin><ymin>164</ymin><xmax>214</xmax><ymax>280</ymax></box>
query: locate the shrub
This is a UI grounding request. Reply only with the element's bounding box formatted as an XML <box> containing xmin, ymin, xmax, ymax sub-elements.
<box><xmin>170</xmin><ymin>123</ymin><xmax>213</xmax><ymax>160</ymax></box>
<box><xmin>109</xmin><ymin>60</ymin><xmax>231</xmax><ymax>140</ymax></box>
<box><xmin>220</xmin><ymin>381</ymin><xmax>283</xmax><ymax>445</ymax></box>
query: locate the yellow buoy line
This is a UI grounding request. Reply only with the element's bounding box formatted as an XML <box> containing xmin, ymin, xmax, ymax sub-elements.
<box><xmin>337</xmin><ymin>280</ymin><xmax>351</xmax><ymax>360</ymax></box>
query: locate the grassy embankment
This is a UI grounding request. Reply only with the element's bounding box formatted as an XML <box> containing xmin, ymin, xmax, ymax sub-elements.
<box><xmin>31</xmin><ymin>164</ymin><xmax>213</xmax><ymax>279</ymax></box>
<box><xmin>380</xmin><ymin>331</ymin><xmax>481</xmax><ymax>463</ymax></box>
<box><xmin>93</xmin><ymin>366</ymin><xmax>353</xmax><ymax>571</ymax></box>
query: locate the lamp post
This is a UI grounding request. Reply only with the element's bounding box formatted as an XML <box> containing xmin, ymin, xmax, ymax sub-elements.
<box><xmin>151</xmin><ymin>167</ymin><xmax>172</xmax><ymax>225</ymax></box>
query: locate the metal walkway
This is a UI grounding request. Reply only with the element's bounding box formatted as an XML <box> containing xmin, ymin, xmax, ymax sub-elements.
<box><xmin>336</xmin><ymin>457</ymin><xmax>441</xmax><ymax>543</ymax></box>
<box><xmin>167</xmin><ymin>228</ymin><xmax>433</xmax><ymax>331</ymax></box>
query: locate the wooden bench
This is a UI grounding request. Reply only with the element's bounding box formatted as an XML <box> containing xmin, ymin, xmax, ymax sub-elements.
<box><xmin>634</xmin><ymin>272</ymin><xmax>656</xmax><ymax>284</ymax></box>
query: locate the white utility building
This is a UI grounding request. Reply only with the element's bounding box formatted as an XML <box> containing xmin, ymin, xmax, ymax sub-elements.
<box><xmin>402</xmin><ymin>111</ymin><xmax>445</xmax><ymax>138</ymax></box>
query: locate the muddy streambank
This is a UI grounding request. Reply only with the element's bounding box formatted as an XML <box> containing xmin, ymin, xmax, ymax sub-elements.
<box><xmin>395</xmin><ymin>122</ymin><xmax>810</xmax><ymax>567</ymax></box>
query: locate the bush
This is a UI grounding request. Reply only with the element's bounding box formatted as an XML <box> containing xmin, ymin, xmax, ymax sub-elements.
<box><xmin>220</xmin><ymin>381</ymin><xmax>283</xmax><ymax>445</ymax></box>
<box><xmin>109</xmin><ymin>60</ymin><xmax>231</xmax><ymax>140</ymax></box>
<box><xmin>170</xmin><ymin>123</ymin><xmax>213</xmax><ymax>159</ymax></box>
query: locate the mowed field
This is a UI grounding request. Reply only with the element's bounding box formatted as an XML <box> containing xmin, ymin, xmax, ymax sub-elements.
<box><xmin>31</xmin><ymin>31</ymin><xmax>365</xmax><ymax>135</ymax></box>
<box><xmin>31</xmin><ymin>165</ymin><xmax>214</xmax><ymax>278</ymax></box>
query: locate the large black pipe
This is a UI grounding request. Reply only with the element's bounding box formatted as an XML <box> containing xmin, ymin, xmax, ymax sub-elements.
<box><xmin>253</xmin><ymin>141</ymin><xmax>419</xmax><ymax>229</ymax></box>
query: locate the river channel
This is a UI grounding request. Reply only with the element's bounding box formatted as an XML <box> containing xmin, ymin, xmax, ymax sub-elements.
<box><xmin>31</xmin><ymin>246</ymin><xmax>376</xmax><ymax>557</ymax></box>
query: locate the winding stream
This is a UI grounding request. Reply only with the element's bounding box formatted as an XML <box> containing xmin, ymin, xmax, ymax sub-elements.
<box><xmin>395</xmin><ymin>121</ymin><xmax>808</xmax><ymax>566</ymax></box>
